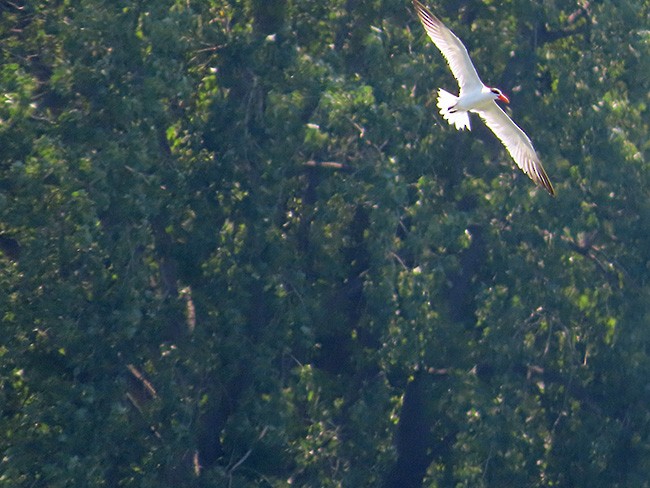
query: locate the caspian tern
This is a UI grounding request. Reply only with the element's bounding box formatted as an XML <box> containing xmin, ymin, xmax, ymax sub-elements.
<box><xmin>413</xmin><ymin>0</ymin><xmax>555</xmax><ymax>195</ymax></box>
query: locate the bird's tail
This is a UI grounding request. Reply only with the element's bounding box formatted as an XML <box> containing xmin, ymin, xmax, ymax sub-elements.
<box><xmin>437</xmin><ymin>88</ymin><xmax>470</xmax><ymax>131</ymax></box>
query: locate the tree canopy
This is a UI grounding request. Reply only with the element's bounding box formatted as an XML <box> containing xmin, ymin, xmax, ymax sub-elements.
<box><xmin>1</xmin><ymin>0</ymin><xmax>649</xmax><ymax>486</ymax></box>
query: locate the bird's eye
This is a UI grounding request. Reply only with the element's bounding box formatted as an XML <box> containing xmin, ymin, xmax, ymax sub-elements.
<box><xmin>491</xmin><ymin>88</ymin><xmax>501</xmax><ymax>95</ymax></box>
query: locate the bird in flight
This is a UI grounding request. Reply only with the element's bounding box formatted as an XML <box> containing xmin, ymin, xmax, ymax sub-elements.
<box><xmin>412</xmin><ymin>0</ymin><xmax>555</xmax><ymax>196</ymax></box>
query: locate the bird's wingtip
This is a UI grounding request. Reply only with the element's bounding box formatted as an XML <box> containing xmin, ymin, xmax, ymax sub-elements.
<box><xmin>536</xmin><ymin>171</ymin><xmax>555</xmax><ymax>196</ymax></box>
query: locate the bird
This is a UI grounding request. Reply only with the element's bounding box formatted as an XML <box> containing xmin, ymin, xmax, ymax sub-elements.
<box><xmin>412</xmin><ymin>0</ymin><xmax>555</xmax><ymax>196</ymax></box>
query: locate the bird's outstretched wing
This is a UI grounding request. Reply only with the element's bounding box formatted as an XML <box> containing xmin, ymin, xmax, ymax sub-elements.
<box><xmin>477</xmin><ymin>103</ymin><xmax>555</xmax><ymax>195</ymax></box>
<box><xmin>412</xmin><ymin>0</ymin><xmax>484</xmax><ymax>94</ymax></box>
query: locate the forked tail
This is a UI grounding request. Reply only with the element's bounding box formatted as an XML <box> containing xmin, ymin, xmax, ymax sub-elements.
<box><xmin>437</xmin><ymin>88</ymin><xmax>470</xmax><ymax>131</ymax></box>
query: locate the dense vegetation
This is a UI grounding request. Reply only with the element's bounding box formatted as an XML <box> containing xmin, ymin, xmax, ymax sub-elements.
<box><xmin>1</xmin><ymin>0</ymin><xmax>649</xmax><ymax>486</ymax></box>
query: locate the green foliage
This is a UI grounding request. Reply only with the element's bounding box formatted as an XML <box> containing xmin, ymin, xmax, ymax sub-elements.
<box><xmin>1</xmin><ymin>0</ymin><xmax>649</xmax><ymax>486</ymax></box>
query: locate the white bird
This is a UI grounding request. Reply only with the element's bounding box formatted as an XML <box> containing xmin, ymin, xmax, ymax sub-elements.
<box><xmin>413</xmin><ymin>0</ymin><xmax>554</xmax><ymax>195</ymax></box>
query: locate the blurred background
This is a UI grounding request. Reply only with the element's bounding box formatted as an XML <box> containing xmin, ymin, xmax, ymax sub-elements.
<box><xmin>1</xmin><ymin>0</ymin><xmax>649</xmax><ymax>486</ymax></box>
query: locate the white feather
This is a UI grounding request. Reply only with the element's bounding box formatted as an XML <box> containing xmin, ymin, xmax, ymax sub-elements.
<box><xmin>413</xmin><ymin>0</ymin><xmax>555</xmax><ymax>195</ymax></box>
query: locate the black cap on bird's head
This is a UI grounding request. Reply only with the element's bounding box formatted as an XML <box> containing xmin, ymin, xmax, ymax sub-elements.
<box><xmin>490</xmin><ymin>87</ymin><xmax>510</xmax><ymax>104</ymax></box>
